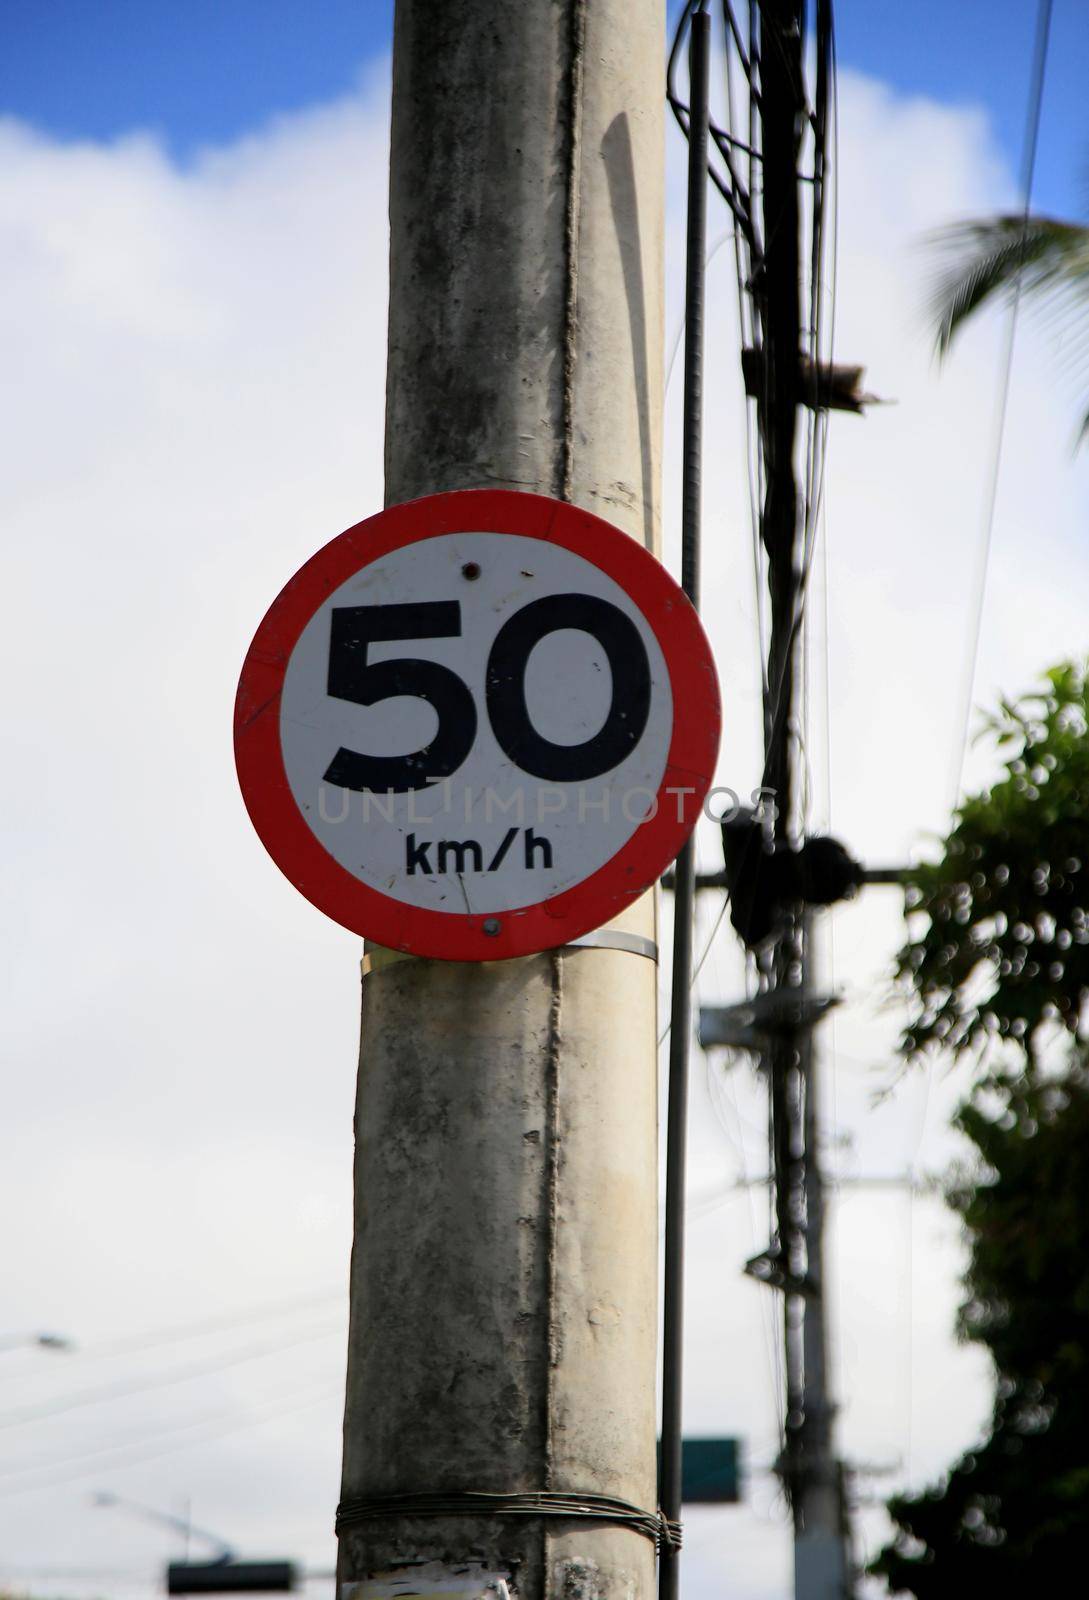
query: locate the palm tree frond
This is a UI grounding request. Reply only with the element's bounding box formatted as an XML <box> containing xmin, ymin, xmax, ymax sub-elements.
<box><xmin>928</xmin><ymin>215</ymin><xmax>1089</xmax><ymax>358</ymax></box>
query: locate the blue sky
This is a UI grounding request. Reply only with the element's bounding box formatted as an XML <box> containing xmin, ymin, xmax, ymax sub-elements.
<box><xmin>834</xmin><ymin>0</ymin><xmax>1088</xmax><ymax>217</ymax></box>
<box><xmin>2</xmin><ymin>1</ymin><xmax>1086</xmax><ymax>215</ymax></box>
<box><xmin>0</xmin><ymin>0</ymin><xmax>393</xmax><ymax>150</ymax></box>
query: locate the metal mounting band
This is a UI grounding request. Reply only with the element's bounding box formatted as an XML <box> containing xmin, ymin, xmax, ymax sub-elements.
<box><xmin>335</xmin><ymin>1489</ymin><xmax>681</xmax><ymax>1552</ymax></box>
<box><xmin>362</xmin><ymin>930</ymin><xmax>658</xmax><ymax>976</ymax></box>
<box><xmin>563</xmin><ymin>929</ymin><xmax>659</xmax><ymax>961</ymax></box>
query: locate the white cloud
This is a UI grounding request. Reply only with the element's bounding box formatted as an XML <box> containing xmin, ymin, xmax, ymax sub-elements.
<box><xmin>2</xmin><ymin>51</ymin><xmax>1087</xmax><ymax>1600</ymax></box>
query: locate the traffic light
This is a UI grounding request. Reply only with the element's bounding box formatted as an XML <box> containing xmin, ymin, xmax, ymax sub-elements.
<box><xmin>167</xmin><ymin>1562</ymin><xmax>298</xmax><ymax>1594</ymax></box>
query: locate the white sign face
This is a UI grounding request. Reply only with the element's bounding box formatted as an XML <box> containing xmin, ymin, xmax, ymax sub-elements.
<box><xmin>279</xmin><ymin>531</ymin><xmax>672</xmax><ymax>916</ymax></box>
<box><xmin>235</xmin><ymin>490</ymin><xmax>720</xmax><ymax>960</ymax></box>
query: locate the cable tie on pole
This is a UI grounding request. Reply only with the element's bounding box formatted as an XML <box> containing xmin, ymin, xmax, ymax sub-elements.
<box><xmin>335</xmin><ymin>1490</ymin><xmax>682</xmax><ymax>1552</ymax></box>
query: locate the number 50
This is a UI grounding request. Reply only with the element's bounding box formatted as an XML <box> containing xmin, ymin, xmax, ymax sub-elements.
<box><xmin>322</xmin><ymin>594</ymin><xmax>652</xmax><ymax>793</ymax></box>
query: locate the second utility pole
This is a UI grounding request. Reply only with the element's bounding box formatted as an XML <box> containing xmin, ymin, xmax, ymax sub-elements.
<box><xmin>753</xmin><ymin>3</ymin><xmax>851</xmax><ymax>1597</ymax></box>
<box><xmin>336</xmin><ymin>5</ymin><xmax>667</xmax><ymax>1599</ymax></box>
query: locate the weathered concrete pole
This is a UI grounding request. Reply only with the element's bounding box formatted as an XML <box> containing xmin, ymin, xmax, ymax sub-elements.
<box><xmin>336</xmin><ymin>4</ymin><xmax>666</xmax><ymax>1599</ymax></box>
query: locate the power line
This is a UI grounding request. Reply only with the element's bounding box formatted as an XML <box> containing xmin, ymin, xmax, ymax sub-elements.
<box><xmin>84</xmin><ymin>1287</ymin><xmax>343</xmax><ymax>1362</ymax></box>
<box><xmin>0</xmin><ymin>1376</ymin><xmax>331</xmax><ymax>1487</ymax></box>
<box><xmin>947</xmin><ymin>0</ymin><xmax>1054</xmax><ymax>809</ymax></box>
<box><xmin>0</xmin><ymin>1381</ymin><xmax>339</xmax><ymax>1499</ymax></box>
<box><xmin>658</xmin><ymin>892</ymin><xmax>732</xmax><ymax>1047</ymax></box>
<box><xmin>664</xmin><ymin>232</ymin><xmax>737</xmax><ymax>398</ymax></box>
<box><xmin>0</xmin><ymin>1287</ymin><xmax>344</xmax><ymax>1378</ymax></box>
<box><xmin>0</xmin><ymin>1322</ymin><xmax>342</xmax><ymax>1431</ymax></box>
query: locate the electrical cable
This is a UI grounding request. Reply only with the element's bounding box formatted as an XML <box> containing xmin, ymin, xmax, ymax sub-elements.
<box><xmin>664</xmin><ymin>232</ymin><xmax>736</xmax><ymax>398</ymax></box>
<box><xmin>336</xmin><ymin>1491</ymin><xmax>680</xmax><ymax>1553</ymax></box>
<box><xmin>0</xmin><ymin>1381</ymin><xmax>339</xmax><ymax>1500</ymax></box>
<box><xmin>0</xmin><ymin>1377</ymin><xmax>335</xmax><ymax>1487</ymax></box>
<box><xmin>658</xmin><ymin>892</ymin><xmax>731</xmax><ymax>1047</ymax></box>
<box><xmin>901</xmin><ymin>8</ymin><xmax>1055</xmax><ymax>1470</ymax></box>
<box><xmin>723</xmin><ymin>3</ymin><xmax>771</xmax><ymax>712</ymax></box>
<box><xmin>667</xmin><ymin>0</ymin><xmax>845</xmax><ymax>1509</ymax></box>
<box><xmin>947</xmin><ymin>0</ymin><xmax>1054</xmax><ymax>810</ymax></box>
<box><xmin>14</xmin><ymin>1286</ymin><xmax>344</xmax><ymax>1371</ymax></box>
<box><xmin>709</xmin><ymin>1061</ymin><xmax>785</xmax><ymax>1433</ymax></box>
<box><xmin>668</xmin><ymin>2</ymin><xmax>755</xmax><ymax>241</ymax></box>
<box><xmin>0</xmin><ymin>1322</ymin><xmax>342</xmax><ymax>1431</ymax></box>
<box><xmin>756</xmin><ymin>1</ymin><xmax>837</xmax><ymax>829</ymax></box>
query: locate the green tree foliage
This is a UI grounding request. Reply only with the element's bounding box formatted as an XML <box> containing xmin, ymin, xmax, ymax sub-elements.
<box><xmin>930</xmin><ymin>215</ymin><xmax>1089</xmax><ymax>441</ymax></box>
<box><xmin>897</xmin><ymin>661</ymin><xmax>1089</xmax><ymax>1069</ymax></box>
<box><xmin>873</xmin><ymin>662</ymin><xmax>1089</xmax><ymax>1592</ymax></box>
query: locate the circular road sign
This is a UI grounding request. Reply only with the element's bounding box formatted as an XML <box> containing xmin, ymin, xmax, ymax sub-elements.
<box><xmin>235</xmin><ymin>489</ymin><xmax>721</xmax><ymax>961</ymax></box>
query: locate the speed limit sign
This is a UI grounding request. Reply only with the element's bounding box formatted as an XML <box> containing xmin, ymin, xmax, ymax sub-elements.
<box><xmin>235</xmin><ymin>489</ymin><xmax>720</xmax><ymax>960</ymax></box>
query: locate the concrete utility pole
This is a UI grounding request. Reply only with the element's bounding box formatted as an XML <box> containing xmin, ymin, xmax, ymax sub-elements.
<box><xmin>668</xmin><ymin>1</ymin><xmax>855</xmax><ymax>1590</ymax></box>
<box><xmin>794</xmin><ymin>923</ymin><xmax>850</xmax><ymax>1600</ymax></box>
<box><xmin>753</xmin><ymin>3</ymin><xmax>851</xmax><ymax>1596</ymax></box>
<box><xmin>337</xmin><ymin>6</ymin><xmax>666</xmax><ymax>1600</ymax></box>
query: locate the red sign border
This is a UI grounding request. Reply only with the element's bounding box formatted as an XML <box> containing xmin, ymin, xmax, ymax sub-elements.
<box><xmin>234</xmin><ymin>489</ymin><xmax>721</xmax><ymax>961</ymax></box>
